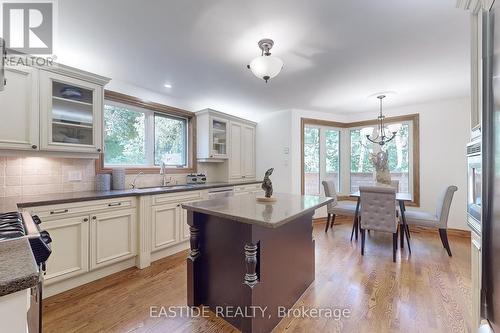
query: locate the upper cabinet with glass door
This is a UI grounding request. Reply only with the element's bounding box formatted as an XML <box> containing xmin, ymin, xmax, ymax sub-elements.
<box><xmin>39</xmin><ymin>67</ymin><xmax>109</xmax><ymax>154</ymax></box>
<box><xmin>210</xmin><ymin>117</ymin><xmax>228</xmax><ymax>158</ymax></box>
<box><xmin>196</xmin><ymin>109</ymin><xmax>231</xmax><ymax>161</ymax></box>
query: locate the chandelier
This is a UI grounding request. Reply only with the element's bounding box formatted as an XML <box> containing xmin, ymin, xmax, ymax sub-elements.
<box><xmin>247</xmin><ymin>39</ymin><xmax>284</xmax><ymax>83</ymax></box>
<box><xmin>366</xmin><ymin>95</ymin><xmax>397</xmax><ymax>146</ymax></box>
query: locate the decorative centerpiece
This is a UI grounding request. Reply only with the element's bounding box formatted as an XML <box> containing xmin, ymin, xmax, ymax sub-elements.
<box><xmin>370</xmin><ymin>150</ymin><xmax>392</xmax><ymax>185</ymax></box>
<box><xmin>257</xmin><ymin>168</ymin><xmax>277</xmax><ymax>202</ymax></box>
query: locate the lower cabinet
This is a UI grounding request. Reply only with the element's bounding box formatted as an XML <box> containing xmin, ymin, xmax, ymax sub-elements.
<box><xmin>34</xmin><ymin>199</ymin><xmax>138</xmax><ymax>285</ymax></box>
<box><xmin>90</xmin><ymin>209</ymin><xmax>137</xmax><ymax>270</ymax></box>
<box><xmin>43</xmin><ymin>215</ymin><xmax>90</xmax><ymax>283</ymax></box>
<box><xmin>151</xmin><ymin>203</ymin><xmax>180</xmax><ymax>251</ymax></box>
<box><xmin>151</xmin><ymin>191</ymin><xmax>205</xmax><ymax>253</ymax></box>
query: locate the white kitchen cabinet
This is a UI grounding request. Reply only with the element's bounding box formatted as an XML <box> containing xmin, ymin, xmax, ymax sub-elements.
<box><xmin>196</xmin><ymin>109</ymin><xmax>230</xmax><ymax>160</ymax></box>
<box><xmin>90</xmin><ymin>208</ymin><xmax>137</xmax><ymax>270</ymax></box>
<box><xmin>242</xmin><ymin>125</ymin><xmax>256</xmax><ymax>179</ymax></box>
<box><xmin>229</xmin><ymin>121</ymin><xmax>256</xmax><ymax>181</ymax></box>
<box><xmin>0</xmin><ymin>62</ymin><xmax>109</xmax><ymax>156</ymax></box>
<box><xmin>43</xmin><ymin>215</ymin><xmax>90</xmax><ymax>284</ymax></box>
<box><xmin>27</xmin><ymin>197</ymin><xmax>137</xmax><ymax>286</ymax></box>
<box><xmin>196</xmin><ymin>109</ymin><xmax>257</xmax><ymax>175</ymax></box>
<box><xmin>39</xmin><ymin>70</ymin><xmax>104</xmax><ymax>154</ymax></box>
<box><xmin>0</xmin><ymin>66</ymin><xmax>39</xmax><ymax>151</ymax></box>
<box><xmin>229</xmin><ymin>122</ymin><xmax>243</xmax><ymax>179</ymax></box>
<box><xmin>151</xmin><ymin>203</ymin><xmax>180</xmax><ymax>251</ymax></box>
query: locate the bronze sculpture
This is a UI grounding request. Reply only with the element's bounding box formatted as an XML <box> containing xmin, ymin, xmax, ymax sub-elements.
<box><xmin>262</xmin><ymin>168</ymin><xmax>274</xmax><ymax>198</ymax></box>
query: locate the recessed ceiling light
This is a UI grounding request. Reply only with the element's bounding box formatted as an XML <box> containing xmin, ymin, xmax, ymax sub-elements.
<box><xmin>164</xmin><ymin>83</ymin><xmax>172</xmax><ymax>88</ymax></box>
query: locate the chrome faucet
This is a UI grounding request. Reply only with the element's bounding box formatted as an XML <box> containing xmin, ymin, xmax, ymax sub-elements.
<box><xmin>160</xmin><ymin>162</ymin><xmax>171</xmax><ymax>186</ymax></box>
<box><xmin>130</xmin><ymin>172</ymin><xmax>144</xmax><ymax>189</ymax></box>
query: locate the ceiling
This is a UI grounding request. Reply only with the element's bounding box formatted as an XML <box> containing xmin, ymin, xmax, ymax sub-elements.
<box><xmin>55</xmin><ymin>0</ymin><xmax>470</xmax><ymax>120</ymax></box>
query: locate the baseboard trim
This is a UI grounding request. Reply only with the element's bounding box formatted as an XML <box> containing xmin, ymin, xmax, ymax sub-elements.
<box><xmin>313</xmin><ymin>217</ymin><xmax>471</xmax><ymax>238</ymax></box>
<box><xmin>408</xmin><ymin>225</ymin><xmax>471</xmax><ymax>238</ymax></box>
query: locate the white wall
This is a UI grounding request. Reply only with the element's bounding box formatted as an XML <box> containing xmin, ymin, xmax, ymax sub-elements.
<box><xmin>256</xmin><ymin>110</ymin><xmax>292</xmax><ymax>193</ymax></box>
<box><xmin>257</xmin><ymin>98</ymin><xmax>470</xmax><ymax>230</ymax></box>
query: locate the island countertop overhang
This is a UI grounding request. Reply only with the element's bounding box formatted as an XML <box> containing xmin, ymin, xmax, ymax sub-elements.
<box><xmin>182</xmin><ymin>193</ymin><xmax>334</xmax><ymax>228</ymax></box>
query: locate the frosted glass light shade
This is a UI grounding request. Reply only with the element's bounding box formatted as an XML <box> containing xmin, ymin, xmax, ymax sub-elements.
<box><xmin>249</xmin><ymin>55</ymin><xmax>284</xmax><ymax>82</ymax></box>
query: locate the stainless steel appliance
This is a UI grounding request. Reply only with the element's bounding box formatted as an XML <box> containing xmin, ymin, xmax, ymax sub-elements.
<box><xmin>0</xmin><ymin>212</ymin><xmax>52</xmax><ymax>333</ymax></box>
<box><xmin>467</xmin><ymin>140</ymin><xmax>482</xmax><ymax>234</ymax></box>
<box><xmin>482</xmin><ymin>1</ymin><xmax>500</xmax><ymax>330</ymax></box>
<box><xmin>208</xmin><ymin>187</ymin><xmax>234</xmax><ymax>198</ymax></box>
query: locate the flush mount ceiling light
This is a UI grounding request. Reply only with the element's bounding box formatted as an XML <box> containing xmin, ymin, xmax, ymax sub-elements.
<box><xmin>164</xmin><ymin>83</ymin><xmax>172</xmax><ymax>88</ymax></box>
<box><xmin>247</xmin><ymin>39</ymin><xmax>284</xmax><ymax>83</ymax></box>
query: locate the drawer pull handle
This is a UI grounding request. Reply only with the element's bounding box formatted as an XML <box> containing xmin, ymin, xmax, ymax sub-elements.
<box><xmin>108</xmin><ymin>202</ymin><xmax>122</xmax><ymax>207</ymax></box>
<box><xmin>50</xmin><ymin>209</ymin><xmax>68</xmax><ymax>215</ymax></box>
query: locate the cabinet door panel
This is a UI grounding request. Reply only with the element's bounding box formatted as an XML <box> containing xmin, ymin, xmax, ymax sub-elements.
<box><xmin>39</xmin><ymin>70</ymin><xmax>102</xmax><ymax>153</ymax></box>
<box><xmin>0</xmin><ymin>67</ymin><xmax>39</xmax><ymax>150</ymax></box>
<box><xmin>91</xmin><ymin>209</ymin><xmax>136</xmax><ymax>269</ymax></box>
<box><xmin>152</xmin><ymin>204</ymin><xmax>179</xmax><ymax>251</ymax></box>
<box><xmin>43</xmin><ymin>216</ymin><xmax>89</xmax><ymax>284</ymax></box>
<box><xmin>243</xmin><ymin>125</ymin><xmax>256</xmax><ymax>178</ymax></box>
<box><xmin>229</xmin><ymin>122</ymin><xmax>243</xmax><ymax>179</ymax></box>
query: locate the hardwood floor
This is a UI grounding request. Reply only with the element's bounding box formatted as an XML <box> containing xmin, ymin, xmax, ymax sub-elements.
<box><xmin>43</xmin><ymin>218</ymin><xmax>472</xmax><ymax>333</ymax></box>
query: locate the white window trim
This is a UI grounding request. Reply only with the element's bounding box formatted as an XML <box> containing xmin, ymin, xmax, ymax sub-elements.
<box><xmin>103</xmin><ymin>100</ymin><xmax>189</xmax><ymax>168</ymax></box>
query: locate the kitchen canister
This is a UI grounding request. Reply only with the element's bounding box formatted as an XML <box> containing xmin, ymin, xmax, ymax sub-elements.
<box><xmin>112</xmin><ymin>168</ymin><xmax>126</xmax><ymax>190</ymax></box>
<box><xmin>95</xmin><ymin>173</ymin><xmax>111</xmax><ymax>191</ymax></box>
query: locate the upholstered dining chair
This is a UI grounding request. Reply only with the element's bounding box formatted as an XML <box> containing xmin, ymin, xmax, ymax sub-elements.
<box><xmin>321</xmin><ymin>180</ymin><xmax>357</xmax><ymax>232</ymax></box>
<box><xmin>359</xmin><ymin>186</ymin><xmax>399</xmax><ymax>262</ymax></box>
<box><xmin>404</xmin><ymin>185</ymin><xmax>458</xmax><ymax>256</ymax></box>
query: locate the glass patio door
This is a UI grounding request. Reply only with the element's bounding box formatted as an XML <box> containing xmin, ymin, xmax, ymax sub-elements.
<box><xmin>303</xmin><ymin>125</ymin><xmax>340</xmax><ymax>195</ymax></box>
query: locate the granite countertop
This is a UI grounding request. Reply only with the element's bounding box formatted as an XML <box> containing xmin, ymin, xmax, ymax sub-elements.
<box><xmin>0</xmin><ymin>180</ymin><xmax>262</xmax><ymax>211</ymax></box>
<box><xmin>182</xmin><ymin>193</ymin><xmax>333</xmax><ymax>228</ymax></box>
<box><xmin>0</xmin><ymin>238</ymin><xmax>39</xmax><ymax>297</ymax></box>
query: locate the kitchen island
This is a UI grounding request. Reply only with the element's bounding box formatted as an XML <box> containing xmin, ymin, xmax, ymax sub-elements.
<box><xmin>182</xmin><ymin>193</ymin><xmax>333</xmax><ymax>333</ymax></box>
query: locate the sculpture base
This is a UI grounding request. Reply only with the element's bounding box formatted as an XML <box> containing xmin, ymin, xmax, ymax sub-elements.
<box><xmin>256</xmin><ymin>197</ymin><xmax>277</xmax><ymax>203</ymax></box>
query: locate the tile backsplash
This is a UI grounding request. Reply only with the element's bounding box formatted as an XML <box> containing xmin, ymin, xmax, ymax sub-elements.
<box><xmin>0</xmin><ymin>157</ymin><xmax>96</xmax><ymax>197</ymax></box>
<box><xmin>0</xmin><ymin>156</ymin><xmax>220</xmax><ymax>198</ymax></box>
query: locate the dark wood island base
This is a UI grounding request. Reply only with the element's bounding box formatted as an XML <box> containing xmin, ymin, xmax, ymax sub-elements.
<box><xmin>183</xmin><ymin>193</ymin><xmax>332</xmax><ymax>333</ymax></box>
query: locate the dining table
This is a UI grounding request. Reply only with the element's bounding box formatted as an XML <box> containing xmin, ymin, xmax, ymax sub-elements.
<box><xmin>350</xmin><ymin>191</ymin><xmax>413</xmax><ymax>252</ymax></box>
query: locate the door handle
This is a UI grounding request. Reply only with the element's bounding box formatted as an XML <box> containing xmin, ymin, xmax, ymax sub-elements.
<box><xmin>50</xmin><ymin>209</ymin><xmax>68</xmax><ymax>215</ymax></box>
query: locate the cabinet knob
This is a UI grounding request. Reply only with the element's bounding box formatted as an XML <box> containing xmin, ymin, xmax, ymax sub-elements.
<box><xmin>97</xmin><ymin>148</ymin><xmax>102</xmax><ymax>152</ymax></box>
<box><xmin>92</xmin><ymin>216</ymin><xmax>97</xmax><ymax>220</ymax></box>
<box><xmin>31</xmin><ymin>145</ymin><xmax>37</xmax><ymax>149</ymax></box>
<box><xmin>83</xmin><ymin>218</ymin><xmax>89</xmax><ymax>222</ymax></box>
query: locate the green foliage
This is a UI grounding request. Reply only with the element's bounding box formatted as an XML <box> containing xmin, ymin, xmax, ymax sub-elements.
<box><xmin>325</xmin><ymin>130</ymin><xmax>339</xmax><ymax>173</ymax></box>
<box><xmin>154</xmin><ymin>114</ymin><xmax>186</xmax><ymax>166</ymax></box>
<box><xmin>304</xmin><ymin>127</ymin><xmax>319</xmax><ymax>173</ymax></box>
<box><xmin>103</xmin><ymin>105</ymin><xmax>146</xmax><ymax>165</ymax></box>
<box><xmin>103</xmin><ymin>105</ymin><xmax>188</xmax><ymax>167</ymax></box>
<box><xmin>350</xmin><ymin>124</ymin><xmax>409</xmax><ymax>173</ymax></box>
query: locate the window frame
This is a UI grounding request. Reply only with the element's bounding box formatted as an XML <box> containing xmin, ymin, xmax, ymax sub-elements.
<box><xmin>96</xmin><ymin>90</ymin><xmax>197</xmax><ymax>174</ymax></box>
<box><xmin>303</xmin><ymin>124</ymin><xmax>342</xmax><ymax>195</ymax></box>
<box><xmin>300</xmin><ymin>114</ymin><xmax>420</xmax><ymax>206</ymax></box>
